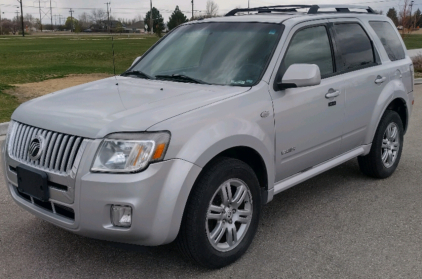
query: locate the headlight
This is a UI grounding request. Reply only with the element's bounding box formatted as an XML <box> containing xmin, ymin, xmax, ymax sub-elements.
<box><xmin>91</xmin><ymin>132</ymin><xmax>170</xmax><ymax>173</ymax></box>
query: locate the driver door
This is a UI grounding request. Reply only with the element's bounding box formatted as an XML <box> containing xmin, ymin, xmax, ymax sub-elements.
<box><xmin>269</xmin><ymin>22</ymin><xmax>346</xmax><ymax>182</ymax></box>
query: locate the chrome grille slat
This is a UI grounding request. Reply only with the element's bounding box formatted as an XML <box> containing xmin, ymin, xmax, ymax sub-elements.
<box><xmin>49</xmin><ymin>134</ymin><xmax>63</xmax><ymax>169</ymax></box>
<box><xmin>13</xmin><ymin>123</ymin><xmax>23</xmax><ymax>157</ymax></box>
<box><xmin>22</xmin><ymin>127</ymin><xmax>34</xmax><ymax>160</ymax></box>
<box><xmin>40</xmin><ymin>131</ymin><xmax>52</xmax><ymax>168</ymax></box>
<box><xmin>66</xmin><ymin>137</ymin><xmax>82</xmax><ymax>172</ymax></box>
<box><xmin>55</xmin><ymin>135</ymin><xmax>69</xmax><ymax>170</ymax></box>
<box><xmin>7</xmin><ymin>123</ymin><xmax>86</xmax><ymax>176</ymax></box>
<box><xmin>17</xmin><ymin>125</ymin><xmax>29</xmax><ymax>159</ymax></box>
<box><xmin>60</xmin><ymin>136</ymin><xmax>75</xmax><ymax>172</ymax></box>
<box><xmin>44</xmin><ymin>133</ymin><xmax>58</xmax><ymax>169</ymax></box>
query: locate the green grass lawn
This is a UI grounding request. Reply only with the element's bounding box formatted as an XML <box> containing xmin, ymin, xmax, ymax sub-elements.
<box><xmin>0</xmin><ymin>35</ymin><xmax>159</xmax><ymax>85</ymax></box>
<box><xmin>402</xmin><ymin>34</ymin><xmax>422</xmax><ymax>50</ymax></box>
<box><xmin>0</xmin><ymin>34</ymin><xmax>159</xmax><ymax>122</ymax></box>
<box><xmin>0</xmin><ymin>84</ymin><xmax>19</xmax><ymax>123</ymax></box>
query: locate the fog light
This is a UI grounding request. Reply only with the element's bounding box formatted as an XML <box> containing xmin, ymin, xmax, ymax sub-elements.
<box><xmin>111</xmin><ymin>205</ymin><xmax>132</xmax><ymax>227</ymax></box>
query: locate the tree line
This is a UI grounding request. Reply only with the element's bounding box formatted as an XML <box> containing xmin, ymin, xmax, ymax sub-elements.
<box><xmin>386</xmin><ymin>0</ymin><xmax>422</xmax><ymax>34</ymax></box>
<box><xmin>0</xmin><ymin>0</ymin><xmax>219</xmax><ymax>35</ymax></box>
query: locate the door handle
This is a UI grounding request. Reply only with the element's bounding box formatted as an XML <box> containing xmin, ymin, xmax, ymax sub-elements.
<box><xmin>375</xmin><ymin>76</ymin><xmax>387</xmax><ymax>84</ymax></box>
<box><xmin>325</xmin><ymin>89</ymin><xmax>340</xmax><ymax>99</ymax></box>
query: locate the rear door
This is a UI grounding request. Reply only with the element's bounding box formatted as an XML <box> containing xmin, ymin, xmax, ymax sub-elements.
<box><xmin>329</xmin><ymin>19</ymin><xmax>391</xmax><ymax>153</ymax></box>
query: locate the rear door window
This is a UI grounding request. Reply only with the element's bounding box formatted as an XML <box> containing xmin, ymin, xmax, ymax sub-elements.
<box><xmin>333</xmin><ymin>23</ymin><xmax>376</xmax><ymax>71</ymax></box>
<box><xmin>369</xmin><ymin>21</ymin><xmax>405</xmax><ymax>61</ymax></box>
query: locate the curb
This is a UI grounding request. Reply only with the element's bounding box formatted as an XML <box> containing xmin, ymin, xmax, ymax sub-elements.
<box><xmin>415</xmin><ymin>78</ymin><xmax>422</xmax><ymax>85</ymax></box>
<box><xmin>0</xmin><ymin>122</ymin><xmax>10</xmax><ymax>136</ymax></box>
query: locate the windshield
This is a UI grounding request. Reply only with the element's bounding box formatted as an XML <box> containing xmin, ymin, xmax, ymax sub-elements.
<box><xmin>130</xmin><ymin>22</ymin><xmax>283</xmax><ymax>86</ymax></box>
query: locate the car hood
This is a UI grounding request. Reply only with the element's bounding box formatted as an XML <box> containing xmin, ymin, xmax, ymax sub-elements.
<box><xmin>12</xmin><ymin>76</ymin><xmax>250</xmax><ymax>138</ymax></box>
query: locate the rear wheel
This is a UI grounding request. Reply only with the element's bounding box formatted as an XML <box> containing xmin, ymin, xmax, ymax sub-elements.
<box><xmin>177</xmin><ymin>157</ymin><xmax>261</xmax><ymax>268</ymax></box>
<box><xmin>358</xmin><ymin>110</ymin><xmax>404</xmax><ymax>178</ymax></box>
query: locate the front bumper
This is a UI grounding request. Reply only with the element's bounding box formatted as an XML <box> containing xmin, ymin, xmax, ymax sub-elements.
<box><xmin>2</xmin><ymin>139</ymin><xmax>202</xmax><ymax>246</ymax></box>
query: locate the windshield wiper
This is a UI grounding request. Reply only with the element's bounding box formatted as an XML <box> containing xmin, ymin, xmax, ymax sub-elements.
<box><xmin>121</xmin><ymin>70</ymin><xmax>154</xmax><ymax>80</ymax></box>
<box><xmin>155</xmin><ymin>74</ymin><xmax>209</xmax><ymax>84</ymax></box>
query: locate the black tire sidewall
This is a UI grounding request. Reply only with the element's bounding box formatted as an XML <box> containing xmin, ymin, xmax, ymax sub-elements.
<box><xmin>370</xmin><ymin>111</ymin><xmax>404</xmax><ymax>178</ymax></box>
<box><xmin>184</xmin><ymin>158</ymin><xmax>262</xmax><ymax>268</ymax></box>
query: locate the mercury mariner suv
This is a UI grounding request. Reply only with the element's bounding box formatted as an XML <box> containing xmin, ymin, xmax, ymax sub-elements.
<box><xmin>1</xmin><ymin>5</ymin><xmax>414</xmax><ymax>268</ymax></box>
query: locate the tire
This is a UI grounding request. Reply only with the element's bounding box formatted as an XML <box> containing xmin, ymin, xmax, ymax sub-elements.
<box><xmin>177</xmin><ymin>157</ymin><xmax>262</xmax><ymax>269</ymax></box>
<box><xmin>358</xmin><ymin>110</ymin><xmax>404</xmax><ymax>179</ymax></box>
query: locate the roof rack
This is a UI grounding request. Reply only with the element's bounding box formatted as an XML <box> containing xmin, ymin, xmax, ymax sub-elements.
<box><xmin>225</xmin><ymin>5</ymin><xmax>312</xmax><ymax>16</ymax></box>
<box><xmin>307</xmin><ymin>5</ymin><xmax>376</xmax><ymax>14</ymax></box>
<box><xmin>225</xmin><ymin>4</ymin><xmax>376</xmax><ymax>16</ymax></box>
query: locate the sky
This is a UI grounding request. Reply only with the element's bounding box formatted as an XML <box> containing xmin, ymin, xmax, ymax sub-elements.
<box><xmin>1</xmin><ymin>0</ymin><xmax>421</xmax><ymax>25</ymax></box>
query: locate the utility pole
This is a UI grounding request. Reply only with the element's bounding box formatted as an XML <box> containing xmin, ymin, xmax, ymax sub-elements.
<box><xmin>0</xmin><ymin>9</ymin><xmax>3</xmax><ymax>35</ymax></box>
<box><xmin>105</xmin><ymin>2</ymin><xmax>110</xmax><ymax>33</ymax></box>
<box><xmin>69</xmin><ymin>9</ymin><xmax>74</xmax><ymax>32</ymax></box>
<box><xmin>191</xmin><ymin>0</ymin><xmax>194</xmax><ymax>20</ymax></box>
<box><xmin>18</xmin><ymin>0</ymin><xmax>24</xmax><ymax>37</ymax></box>
<box><xmin>39</xmin><ymin>0</ymin><xmax>42</xmax><ymax>31</ymax></box>
<box><xmin>149</xmin><ymin>0</ymin><xmax>154</xmax><ymax>34</ymax></box>
<box><xmin>410</xmin><ymin>0</ymin><xmax>414</xmax><ymax>31</ymax></box>
<box><xmin>15</xmin><ymin>10</ymin><xmax>19</xmax><ymax>34</ymax></box>
<box><xmin>50</xmin><ymin>0</ymin><xmax>53</xmax><ymax>31</ymax></box>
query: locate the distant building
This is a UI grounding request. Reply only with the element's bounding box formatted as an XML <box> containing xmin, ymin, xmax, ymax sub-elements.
<box><xmin>125</xmin><ymin>21</ymin><xmax>145</xmax><ymax>33</ymax></box>
<box><xmin>89</xmin><ymin>20</ymin><xmax>125</xmax><ymax>32</ymax></box>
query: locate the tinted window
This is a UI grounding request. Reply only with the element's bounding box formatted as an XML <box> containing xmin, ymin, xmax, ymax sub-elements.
<box><xmin>369</xmin><ymin>21</ymin><xmax>405</xmax><ymax>61</ymax></box>
<box><xmin>281</xmin><ymin>26</ymin><xmax>334</xmax><ymax>77</ymax></box>
<box><xmin>334</xmin><ymin>23</ymin><xmax>375</xmax><ymax>71</ymax></box>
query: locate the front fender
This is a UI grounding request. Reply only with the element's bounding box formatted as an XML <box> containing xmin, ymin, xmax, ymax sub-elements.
<box><xmin>147</xmin><ymin>86</ymin><xmax>275</xmax><ymax>241</ymax></box>
<box><xmin>364</xmin><ymin>79</ymin><xmax>411</xmax><ymax>145</ymax></box>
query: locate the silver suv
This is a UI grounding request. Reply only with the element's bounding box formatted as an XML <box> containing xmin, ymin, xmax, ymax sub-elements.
<box><xmin>1</xmin><ymin>5</ymin><xmax>414</xmax><ymax>268</ymax></box>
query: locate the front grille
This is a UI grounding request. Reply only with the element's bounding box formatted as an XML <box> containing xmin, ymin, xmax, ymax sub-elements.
<box><xmin>16</xmin><ymin>188</ymin><xmax>75</xmax><ymax>220</ymax></box>
<box><xmin>8</xmin><ymin>122</ymin><xmax>84</xmax><ymax>176</ymax></box>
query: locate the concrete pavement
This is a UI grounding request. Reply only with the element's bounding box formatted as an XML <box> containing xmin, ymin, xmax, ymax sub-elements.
<box><xmin>408</xmin><ymin>48</ymin><xmax>422</xmax><ymax>58</ymax></box>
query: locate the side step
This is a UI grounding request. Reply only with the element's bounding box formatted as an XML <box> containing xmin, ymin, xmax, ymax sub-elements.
<box><xmin>273</xmin><ymin>145</ymin><xmax>370</xmax><ymax>195</ymax></box>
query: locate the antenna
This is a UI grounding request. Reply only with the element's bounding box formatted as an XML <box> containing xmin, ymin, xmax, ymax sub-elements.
<box><xmin>111</xmin><ymin>36</ymin><xmax>116</xmax><ymax>76</ymax></box>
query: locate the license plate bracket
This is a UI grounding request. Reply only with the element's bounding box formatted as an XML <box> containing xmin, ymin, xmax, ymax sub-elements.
<box><xmin>17</xmin><ymin>165</ymin><xmax>49</xmax><ymax>202</ymax></box>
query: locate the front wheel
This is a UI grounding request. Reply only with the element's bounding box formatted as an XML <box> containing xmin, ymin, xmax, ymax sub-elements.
<box><xmin>358</xmin><ymin>110</ymin><xmax>404</xmax><ymax>178</ymax></box>
<box><xmin>177</xmin><ymin>157</ymin><xmax>262</xmax><ymax>269</ymax></box>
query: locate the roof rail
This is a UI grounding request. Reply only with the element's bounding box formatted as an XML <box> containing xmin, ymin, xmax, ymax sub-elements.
<box><xmin>307</xmin><ymin>5</ymin><xmax>376</xmax><ymax>14</ymax></box>
<box><xmin>225</xmin><ymin>4</ymin><xmax>376</xmax><ymax>16</ymax></box>
<box><xmin>225</xmin><ymin>5</ymin><xmax>312</xmax><ymax>16</ymax></box>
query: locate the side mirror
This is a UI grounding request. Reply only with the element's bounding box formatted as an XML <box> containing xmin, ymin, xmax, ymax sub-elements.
<box><xmin>277</xmin><ymin>64</ymin><xmax>321</xmax><ymax>90</ymax></box>
<box><xmin>131</xmin><ymin>56</ymin><xmax>142</xmax><ymax>67</ymax></box>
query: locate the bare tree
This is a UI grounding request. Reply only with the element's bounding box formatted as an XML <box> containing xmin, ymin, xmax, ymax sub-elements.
<box><xmin>78</xmin><ymin>12</ymin><xmax>91</xmax><ymax>29</ymax></box>
<box><xmin>205</xmin><ymin>0</ymin><xmax>219</xmax><ymax>17</ymax></box>
<box><xmin>132</xmin><ymin>14</ymin><xmax>143</xmax><ymax>24</ymax></box>
<box><xmin>398</xmin><ymin>0</ymin><xmax>412</xmax><ymax>34</ymax></box>
<box><xmin>90</xmin><ymin>9</ymin><xmax>107</xmax><ymax>25</ymax></box>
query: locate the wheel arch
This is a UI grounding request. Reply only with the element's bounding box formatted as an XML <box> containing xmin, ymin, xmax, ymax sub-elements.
<box><xmin>364</xmin><ymin>80</ymin><xmax>410</xmax><ymax>146</ymax></box>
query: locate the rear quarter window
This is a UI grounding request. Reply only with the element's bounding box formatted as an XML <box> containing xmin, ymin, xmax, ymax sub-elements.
<box><xmin>369</xmin><ymin>21</ymin><xmax>406</xmax><ymax>61</ymax></box>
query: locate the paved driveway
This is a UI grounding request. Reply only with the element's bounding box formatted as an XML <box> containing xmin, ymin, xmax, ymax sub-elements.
<box><xmin>0</xmin><ymin>86</ymin><xmax>421</xmax><ymax>278</ymax></box>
